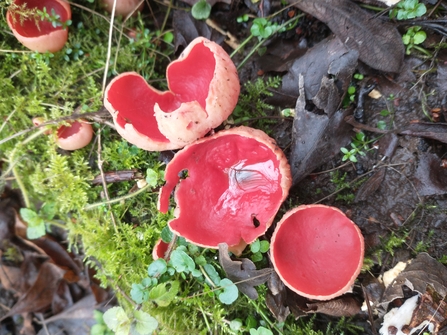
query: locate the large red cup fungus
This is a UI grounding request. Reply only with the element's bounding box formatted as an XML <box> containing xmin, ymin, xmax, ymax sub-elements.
<box><xmin>101</xmin><ymin>0</ymin><xmax>144</xmax><ymax>17</ymax></box>
<box><xmin>55</xmin><ymin>119</ymin><xmax>94</xmax><ymax>151</ymax></box>
<box><xmin>104</xmin><ymin>37</ymin><xmax>240</xmax><ymax>151</ymax></box>
<box><xmin>270</xmin><ymin>204</ymin><xmax>365</xmax><ymax>301</ymax></box>
<box><xmin>158</xmin><ymin>126</ymin><xmax>292</xmax><ymax>255</ymax></box>
<box><xmin>7</xmin><ymin>0</ymin><xmax>71</xmax><ymax>53</ymax></box>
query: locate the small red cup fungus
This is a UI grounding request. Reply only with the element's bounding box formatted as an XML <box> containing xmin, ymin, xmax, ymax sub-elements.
<box><xmin>270</xmin><ymin>204</ymin><xmax>365</xmax><ymax>301</ymax></box>
<box><xmin>152</xmin><ymin>238</ymin><xmax>170</xmax><ymax>260</ymax></box>
<box><xmin>104</xmin><ymin>37</ymin><xmax>240</xmax><ymax>151</ymax></box>
<box><xmin>101</xmin><ymin>0</ymin><xmax>144</xmax><ymax>17</ymax></box>
<box><xmin>158</xmin><ymin>126</ymin><xmax>292</xmax><ymax>255</ymax></box>
<box><xmin>7</xmin><ymin>0</ymin><xmax>71</xmax><ymax>53</ymax></box>
<box><xmin>55</xmin><ymin>119</ymin><xmax>93</xmax><ymax>151</ymax></box>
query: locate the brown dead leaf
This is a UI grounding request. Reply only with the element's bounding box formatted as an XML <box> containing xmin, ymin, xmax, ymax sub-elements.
<box><xmin>289</xmin><ymin>0</ymin><xmax>404</xmax><ymax>72</ymax></box>
<box><xmin>379</xmin><ymin>253</ymin><xmax>447</xmax><ymax>313</ymax></box>
<box><xmin>218</xmin><ymin>243</ymin><xmax>272</xmax><ymax>300</ymax></box>
<box><xmin>413</xmin><ymin>152</ymin><xmax>447</xmax><ymax>196</ymax></box>
<box><xmin>0</xmin><ymin>261</ymin><xmax>66</xmax><ymax>321</ymax></box>
<box><xmin>266</xmin><ymin>271</ymin><xmax>290</xmax><ymax>322</ymax></box>
<box><xmin>307</xmin><ymin>294</ymin><xmax>362</xmax><ymax>317</ymax></box>
<box><xmin>400</xmin><ymin>121</ymin><xmax>447</xmax><ymax>144</ymax></box>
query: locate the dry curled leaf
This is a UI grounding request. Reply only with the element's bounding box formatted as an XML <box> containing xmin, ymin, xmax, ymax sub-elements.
<box><xmin>289</xmin><ymin>0</ymin><xmax>404</xmax><ymax>72</ymax></box>
<box><xmin>218</xmin><ymin>243</ymin><xmax>272</xmax><ymax>300</ymax></box>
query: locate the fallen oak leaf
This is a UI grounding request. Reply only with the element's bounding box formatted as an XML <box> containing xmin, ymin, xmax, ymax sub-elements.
<box><xmin>218</xmin><ymin>243</ymin><xmax>272</xmax><ymax>300</ymax></box>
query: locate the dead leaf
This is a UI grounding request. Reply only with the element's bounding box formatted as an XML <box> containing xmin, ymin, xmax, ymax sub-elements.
<box><xmin>355</xmin><ymin>168</ymin><xmax>386</xmax><ymax>202</ymax></box>
<box><xmin>172</xmin><ymin>10</ymin><xmax>224</xmax><ymax>54</ymax></box>
<box><xmin>0</xmin><ymin>261</ymin><xmax>66</xmax><ymax>321</ymax></box>
<box><xmin>218</xmin><ymin>243</ymin><xmax>272</xmax><ymax>300</ymax></box>
<box><xmin>266</xmin><ymin>271</ymin><xmax>290</xmax><ymax>322</ymax></box>
<box><xmin>280</xmin><ymin>36</ymin><xmax>358</xmax><ymax>106</ymax></box>
<box><xmin>290</xmin><ymin>74</ymin><xmax>355</xmax><ymax>185</ymax></box>
<box><xmin>413</xmin><ymin>152</ymin><xmax>447</xmax><ymax>196</ymax></box>
<box><xmin>399</xmin><ymin>121</ymin><xmax>447</xmax><ymax>144</ymax></box>
<box><xmin>307</xmin><ymin>294</ymin><xmax>362</xmax><ymax>317</ymax></box>
<box><xmin>379</xmin><ymin>253</ymin><xmax>447</xmax><ymax>313</ymax></box>
<box><xmin>289</xmin><ymin>0</ymin><xmax>404</xmax><ymax>72</ymax></box>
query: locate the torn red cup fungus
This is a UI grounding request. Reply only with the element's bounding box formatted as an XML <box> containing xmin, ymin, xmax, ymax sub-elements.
<box><xmin>55</xmin><ymin>120</ymin><xmax>93</xmax><ymax>151</ymax></box>
<box><xmin>104</xmin><ymin>37</ymin><xmax>240</xmax><ymax>151</ymax></box>
<box><xmin>158</xmin><ymin>126</ymin><xmax>292</xmax><ymax>255</ymax></box>
<box><xmin>101</xmin><ymin>0</ymin><xmax>144</xmax><ymax>17</ymax></box>
<box><xmin>152</xmin><ymin>238</ymin><xmax>170</xmax><ymax>260</ymax></box>
<box><xmin>270</xmin><ymin>204</ymin><xmax>365</xmax><ymax>301</ymax></box>
<box><xmin>7</xmin><ymin>0</ymin><xmax>71</xmax><ymax>53</ymax></box>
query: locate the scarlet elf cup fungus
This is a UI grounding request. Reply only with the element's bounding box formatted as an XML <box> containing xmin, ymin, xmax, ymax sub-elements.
<box><xmin>104</xmin><ymin>37</ymin><xmax>240</xmax><ymax>151</ymax></box>
<box><xmin>55</xmin><ymin>120</ymin><xmax>93</xmax><ymax>151</ymax></box>
<box><xmin>270</xmin><ymin>204</ymin><xmax>365</xmax><ymax>301</ymax></box>
<box><xmin>7</xmin><ymin>0</ymin><xmax>71</xmax><ymax>53</ymax></box>
<box><xmin>158</xmin><ymin>126</ymin><xmax>292</xmax><ymax>255</ymax></box>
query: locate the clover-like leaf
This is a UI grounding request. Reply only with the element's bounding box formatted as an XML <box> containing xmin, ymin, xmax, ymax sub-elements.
<box><xmin>130</xmin><ymin>283</ymin><xmax>148</xmax><ymax>304</ymax></box>
<box><xmin>218</xmin><ymin>278</ymin><xmax>238</xmax><ymax>305</ymax></box>
<box><xmin>103</xmin><ymin>307</ymin><xmax>130</xmax><ymax>333</ymax></box>
<box><xmin>20</xmin><ymin>208</ymin><xmax>46</xmax><ymax>239</ymax></box>
<box><xmin>148</xmin><ymin>281</ymin><xmax>180</xmax><ymax>307</ymax></box>
<box><xmin>170</xmin><ymin>249</ymin><xmax>195</xmax><ymax>273</ymax></box>
<box><xmin>148</xmin><ymin>259</ymin><xmax>168</xmax><ymax>277</ymax></box>
<box><xmin>203</xmin><ymin>263</ymin><xmax>221</xmax><ymax>286</ymax></box>
<box><xmin>132</xmin><ymin>310</ymin><xmax>158</xmax><ymax>335</ymax></box>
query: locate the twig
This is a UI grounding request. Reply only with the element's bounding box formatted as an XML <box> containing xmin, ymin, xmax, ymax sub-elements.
<box><xmin>83</xmin><ymin>182</ymin><xmax>153</xmax><ymax>210</ymax></box>
<box><xmin>102</xmin><ymin>0</ymin><xmax>118</xmax><ymax>94</ymax></box>
<box><xmin>97</xmin><ymin>126</ymin><xmax>118</xmax><ymax>233</ymax></box>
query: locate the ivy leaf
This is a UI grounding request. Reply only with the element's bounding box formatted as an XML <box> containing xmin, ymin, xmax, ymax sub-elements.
<box><xmin>103</xmin><ymin>307</ymin><xmax>130</xmax><ymax>333</ymax></box>
<box><xmin>132</xmin><ymin>310</ymin><xmax>158</xmax><ymax>335</ymax></box>
<box><xmin>40</xmin><ymin>202</ymin><xmax>57</xmax><ymax>220</ymax></box>
<box><xmin>148</xmin><ymin>259</ymin><xmax>167</xmax><ymax>277</ymax></box>
<box><xmin>191</xmin><ymin>0</ymin><xmax>211</xmax><ymax>20</ymax></box>
<box><xmin>170</xmin><ymin>249</ymin><xmax>195</xmax><ymax>273</ymax></box>
<box><xmin>148</xmin><ymin>281</ymin><xmax>179</xmax><ymax>307</ymax></box>
<box><xmin>219</xmin><ymin>243</ymin><xmax>272</xmax><ymax>300</ymax></box>
<box><xmin>20</xmin><ymin>208</ymin><xmax>46</xmax><ymax>239</ymax></box>
<box><xmin>130</xmin><ymin>283</ymin><xmax>148</xmax><ymax>304</ymax></box>
<box><xmin>218</xmin><ymin>278</ymin><xmax>238</xmax><ymax>305</ymax></box>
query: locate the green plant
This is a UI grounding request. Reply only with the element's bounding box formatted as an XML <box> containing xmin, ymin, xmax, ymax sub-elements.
<box><xmin>390</xmin><ymin>0</ymin><xmax>427</xmax><ymax>20</ymax></box>
<box><xmin>340</xmin><ymin>132</ymin><xmax>369</xmax><ymax>163</ymax></box>
<box><xmin>330</xmin><ymin>171</ymin><xmax>356</xmax><ymax>204</ymax></box>
<box><xmin>232</xmin><ymin>76</ymin><xmax>281</xmax><ymax>127</ymax></box>
<box><xmin>382</xmin><ymin>232</ymin><xmax>409</xmax><ymax>256</ymax></box>
<box><xmin>91</xmin><ymin>310</ymin><xmax>115</xmax><ymax>335</ymax></box>
<box><xmin>402</xmin><ymin>26</ymin><xmax>428</xmax><ymax>55</ymax></box>
<box><xmin>37</xmin><ymin>6</ymin><xmax>72</xmax><ymax>29</ymax></box>
<box><xmin>191</xmin><ymin>0</ymin><xmax>212</xmax><ymax>20</ymax></box>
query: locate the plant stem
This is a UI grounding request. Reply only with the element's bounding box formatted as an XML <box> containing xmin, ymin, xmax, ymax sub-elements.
<box><xmin>5</xmin><ymin>128</ymin><xmax>47</xmax><ymax>208</ymax></box>
<box><xmin>83</xmin><ymin>182</ymin><xmax>153</xmax><ymax>210</ymax></box>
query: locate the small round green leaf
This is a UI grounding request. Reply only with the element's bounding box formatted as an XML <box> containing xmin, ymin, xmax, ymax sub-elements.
<box><xmin>148</xmin><ymin>259</ymin><xmax>167</xmax><ymax>277</ymax></box>
<box><xmin>103</xmin><ymin>306</ymin><xmax>129</xmax><ymax>332</ymax></box>
<box><xmin>191</xmin><ymin>0</ymin><xmax>211</xmax><ymax>20</ymax></box>
<box><xmin>218</xmin><ymin>278</ymin><xmax>238</xmax><ymax>305</ymax></box>
<box><xmin>170</xmin><ymin>249</ymin><xmax>195</xmax><ymax>273</ymax></box>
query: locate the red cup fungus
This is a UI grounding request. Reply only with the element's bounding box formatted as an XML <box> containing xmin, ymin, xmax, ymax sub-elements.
<box><xmin>270</xmin><ymin>204</ymin><xmax>365</xmax><ymax>301</ymax></box>
<box><xmin>152</xmin><ymin>238</ymin><xmax>170</xmax><ymax>260</ymax></box>
<box><xmin>104</xmin><ymin>37</ymin><xmax>240</xmax><ymax>151</ymax></box>
<box><xmin>7</xmin><ymin>0</ymin><xmax>71</xmax><ymax>53</ymax></box>
<box><xmin>55</xmin><ymin>119</ymin><xmax>94</xmax><ymax>151</ymax></box>
<box><xmin>158</xmin><ymin>126</ymin><xmax>292</xmax><ymax>255</ymax></box>
<box><xmin>101</xmin><ymin>0</ymin><xmax>144</xmax><ymax>17</ymax></box>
